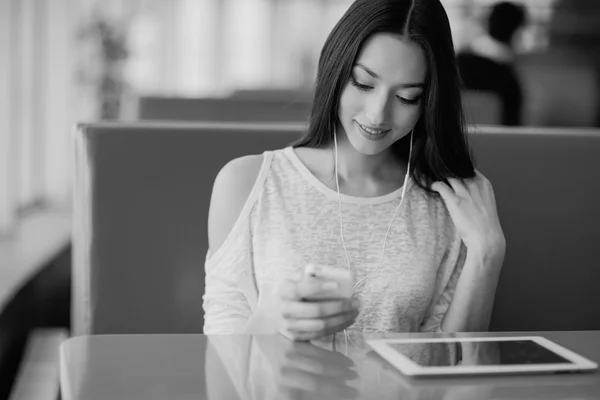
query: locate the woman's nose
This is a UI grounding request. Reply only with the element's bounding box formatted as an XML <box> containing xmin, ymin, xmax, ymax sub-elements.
<box><xmin>364</xmin><ymin>92</ymin><xmax>390</xmax><ymax>127</ymax></box>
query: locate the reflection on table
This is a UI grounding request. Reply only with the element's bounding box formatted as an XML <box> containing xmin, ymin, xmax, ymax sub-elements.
<box><xmin>59</xmin><ymin>331</ymin><xmax>600</xmax><ymax>400</ymax></box>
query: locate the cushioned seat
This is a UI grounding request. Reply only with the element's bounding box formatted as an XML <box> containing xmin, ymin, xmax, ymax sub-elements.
<box><xmin>515</xmin><ymin>52</ymin><xmax>599</xmax><ymax>127</ymax></box>
<box><xmin>71</xmin><ymin>122</ymin><xmax>600</xmax><ymax>335</ymax></box>
<box><xmin>137</xmin><ymin>96</ymin><xmax>311</xmax><ymax>123</ymax></box>
<box><xmin>229</xmin><ymin>89</ymin><xmax>312</xmax><ymax>103</ymax></box>
<box><xmin>462</xmin><ymin>90</ymin><xmax>502</xmax><ymax>126</ymax></box>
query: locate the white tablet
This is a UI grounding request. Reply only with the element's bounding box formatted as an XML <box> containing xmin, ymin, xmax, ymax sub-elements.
<box><xmin>367</xmin><ymin>336</ymin><xmax>598</xmax><ymax>377</ymax></box>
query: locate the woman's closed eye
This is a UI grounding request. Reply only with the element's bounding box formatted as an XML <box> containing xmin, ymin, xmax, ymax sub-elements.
<box><xmin>350</xmin><ymin>76</ymin><xmax>373</xmax><ymax>92</ymax></box>
<box><xmin>350</xmin><ymin>76</ymin><xmax>421</xmax><ymax>105</ymax></box>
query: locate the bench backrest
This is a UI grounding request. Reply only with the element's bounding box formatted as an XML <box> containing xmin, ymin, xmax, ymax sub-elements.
<box><xmin>71</xmin><ymin>122</ymin><xmax>600</xmax><ymax>335</ymax></box>
<box><xmin>137</xmin><ymin>97</ymin><xmax>311</xmax><ymax>123</ymax></box>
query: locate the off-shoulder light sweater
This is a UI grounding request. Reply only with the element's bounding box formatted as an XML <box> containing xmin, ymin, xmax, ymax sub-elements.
<box><xmin>202</xmin><ymin>146</ymin><xmax>466</xmax><ymax>334</ymax></box>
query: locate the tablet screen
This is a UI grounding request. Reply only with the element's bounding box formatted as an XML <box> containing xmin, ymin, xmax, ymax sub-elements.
<box><xmin>388</xmin><ymin>340</ymin><xmax>574</xmax><ymax>367</ymax></box>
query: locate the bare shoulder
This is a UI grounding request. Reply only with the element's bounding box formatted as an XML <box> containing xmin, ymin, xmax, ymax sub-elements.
<box><xmin>207</xmin><ymin>154</ymin><xmax>264</xmax><ymax>255</ymax></box>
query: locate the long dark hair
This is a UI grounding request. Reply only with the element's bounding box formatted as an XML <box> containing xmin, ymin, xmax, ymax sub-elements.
<box><xmin>291</xmin><ymin>0</ymin><xmax>475</xmax><ymax>194</ymax></box>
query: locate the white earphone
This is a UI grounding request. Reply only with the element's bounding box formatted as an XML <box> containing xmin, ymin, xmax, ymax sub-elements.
<box><xmin>333</xmin><ymin>126</ymin><xmax>414</xmax><ymax>353</ymax></box>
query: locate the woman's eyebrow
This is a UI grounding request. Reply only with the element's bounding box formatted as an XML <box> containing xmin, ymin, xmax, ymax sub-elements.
<box><xmin>355</xmin><ymin>63</ymin><xmax>425</xmax><ymax>88</ymax></box>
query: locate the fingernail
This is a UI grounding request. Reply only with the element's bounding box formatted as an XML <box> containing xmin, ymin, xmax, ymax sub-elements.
<box><xmin>306</xmin><ymin>263</ymin><xmax>322</xmax><ymax>278</ymax></box>
<box><xmin>321</xmin><ymin>281</ymin><xmax>338</xmax><ymax>291</ymax></box>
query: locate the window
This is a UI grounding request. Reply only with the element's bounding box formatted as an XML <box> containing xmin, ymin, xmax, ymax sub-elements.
<box><xmin>0</xmin><ymin>0</ymin><xmax>77</xmax><ymax>235</ymax></box>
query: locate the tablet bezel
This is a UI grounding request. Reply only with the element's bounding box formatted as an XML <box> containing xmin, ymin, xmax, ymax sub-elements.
<box><xmin>367</xmin><ymin>336</ymin><xmax>599</xmax><ymax>377</ymax></box>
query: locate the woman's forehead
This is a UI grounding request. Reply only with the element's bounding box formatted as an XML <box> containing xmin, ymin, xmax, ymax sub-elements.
<box><xmin>355</xmin><ymin>33</ymin><xmax>427</xmax><ymax>87</ymax></box>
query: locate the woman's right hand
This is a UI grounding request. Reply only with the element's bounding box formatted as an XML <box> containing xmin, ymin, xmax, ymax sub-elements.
<box><xmin>277</xmin><ymin>272</ymin><xmax>360</xmax><ymax>341</ymax></box>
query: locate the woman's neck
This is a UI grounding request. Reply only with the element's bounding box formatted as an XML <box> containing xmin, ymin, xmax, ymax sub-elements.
<box><xmin>324</xmin><ymin>134</ymin><xmax>408</xmax><ymax>196</ymax></box>
<box><xmin>330</xmin><ymin>132</ymin><xmax>407</xmax><ymax>183</ymax></box>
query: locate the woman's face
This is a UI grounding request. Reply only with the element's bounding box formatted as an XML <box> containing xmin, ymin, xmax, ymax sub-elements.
<box><xmin>337</xmin><ymin>33</ymin><xmax>427</xmax><ymax>156</ymax></box>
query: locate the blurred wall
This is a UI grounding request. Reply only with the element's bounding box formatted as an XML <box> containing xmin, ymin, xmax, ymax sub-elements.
<box><xmin>548</xmin><ymin>0</ymin><xmax>600</xmax><ymax>125</ymax></box>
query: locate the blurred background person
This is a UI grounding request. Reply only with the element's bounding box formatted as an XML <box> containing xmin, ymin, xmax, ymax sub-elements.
<box><xmin>457</xmin><ymin>2</ymin><xmax>528</xmax><ymax>126</ymax></box>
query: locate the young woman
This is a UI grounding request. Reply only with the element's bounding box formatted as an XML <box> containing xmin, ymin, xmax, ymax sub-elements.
<box><xmin>203</xmin><ymin>0</ymin><xmax>506</xmax><ymax>341</ymax></box>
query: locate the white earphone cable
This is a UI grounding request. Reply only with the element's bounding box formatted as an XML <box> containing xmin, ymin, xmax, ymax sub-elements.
<box><xmin>333</xmin><ymin>127</ymin><xmax>413</xmax><ymax>354</ymax></box>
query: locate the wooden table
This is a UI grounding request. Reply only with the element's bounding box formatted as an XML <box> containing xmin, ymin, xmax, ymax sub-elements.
<box><xmin>60</xmin><ymin>331</ymin><xmax>600</xmax><ymax>400</ymax></box>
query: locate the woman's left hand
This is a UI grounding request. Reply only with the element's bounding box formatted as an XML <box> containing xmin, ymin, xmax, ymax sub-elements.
<box><xmin>431</xmin><ymin>170</ymin><xmax>506</xmax><ymax>255</ymax></box>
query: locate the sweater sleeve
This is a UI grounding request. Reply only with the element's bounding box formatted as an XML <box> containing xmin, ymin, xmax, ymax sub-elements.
<box><xmin>202</xmin><ymin>211</ymin><xmax>257</xmax><ymax>334</ymax></box>
<box><xmin>420</xmin><ymin>239</ymin><xmax>467</xmax><ymax>333</ymax></box>
<box><xmin>202</xmin><ymin>151</ymin><xmax>275</xmax><ymax>335</ymax></box>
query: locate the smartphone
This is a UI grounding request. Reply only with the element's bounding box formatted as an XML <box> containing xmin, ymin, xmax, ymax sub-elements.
<box><xmin>300</xmin><ymin>263</ymin><xmax>355</xmax><ymax>301</ymax></box>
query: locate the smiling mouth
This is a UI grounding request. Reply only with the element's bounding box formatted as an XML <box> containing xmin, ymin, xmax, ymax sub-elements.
<box><xmin>356</xmin><ymin>122</ymin><xmax>391</xmax><ymax>135</ymax></box>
